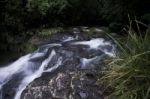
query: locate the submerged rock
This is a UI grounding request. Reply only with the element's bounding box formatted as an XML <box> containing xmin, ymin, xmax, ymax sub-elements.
<box><xmin>21</xmin><ymin>71</ymin><xmax>105</xmax><ymax>99</ymax></box>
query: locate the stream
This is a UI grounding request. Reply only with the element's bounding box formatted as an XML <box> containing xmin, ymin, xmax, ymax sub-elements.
<box><xmin>0</xmin><ymin>28</ymin><xmax>116</xmax><ymax>99</ymax></box>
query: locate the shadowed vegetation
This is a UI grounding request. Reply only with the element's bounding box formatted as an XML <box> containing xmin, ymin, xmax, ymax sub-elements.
<box><xmin>0</xmin><ymin>0</ymin><xmax>150</xmax><ymax>52</ymax></box>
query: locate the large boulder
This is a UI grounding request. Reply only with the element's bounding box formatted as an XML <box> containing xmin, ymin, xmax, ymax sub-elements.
<box><xmin>21</xmin><ymin>71</ymin><xmax>106</xmax><ymax>99</ymax></box>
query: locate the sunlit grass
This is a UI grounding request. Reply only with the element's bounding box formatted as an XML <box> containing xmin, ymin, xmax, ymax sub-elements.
<box><xmin>38</xmin><ymin>27</ymin><xmax>64</xmax><ymax>38</ymax></box>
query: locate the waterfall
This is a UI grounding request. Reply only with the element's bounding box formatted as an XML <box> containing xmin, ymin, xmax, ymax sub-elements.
<box><xmin>0</xmin><ymin>33</ymin><xmax>116</xmax><ymax>99</ymax></box>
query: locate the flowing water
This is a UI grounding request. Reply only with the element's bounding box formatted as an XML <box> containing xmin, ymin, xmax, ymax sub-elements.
<box><xmin>0</xmin><ymin>30</ymin><xmax>116</xmax><ymax>99</ymax></box>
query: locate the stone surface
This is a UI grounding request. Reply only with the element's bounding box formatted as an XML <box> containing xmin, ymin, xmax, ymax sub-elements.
<box><xmin>21</xmin><ymin>71</ymin><xmax>106</xmax><ymax>99</ymax></box>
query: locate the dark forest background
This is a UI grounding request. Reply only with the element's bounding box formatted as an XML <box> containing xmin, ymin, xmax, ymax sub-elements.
<box><xmin>0</xmin><ymin>0</ymin><xmax>150</xmax><ymax>52</ymax></box>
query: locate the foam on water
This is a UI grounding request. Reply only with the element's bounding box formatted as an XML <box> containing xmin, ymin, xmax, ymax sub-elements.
<box><xmin>71</xmin><ymin>38</ymin><xmax>116</xmax><ymax>57</ymax></box>
<box><xmin>63</xmin><ymin>36</ymin><xmax>75</xmax><ymax>42</ymax></box>
<box><xmin>80</xmin><ymin>54</ymin><xmax>106</xmax><ymax>69</ymax></box>
<box><xmin>71</xmin><ymin>38</ymin><xmax>108</xmax><ymax>49</ymax></box>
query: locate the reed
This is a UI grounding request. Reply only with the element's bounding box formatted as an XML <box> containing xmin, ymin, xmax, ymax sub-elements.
<box><xmin>102</xmin><ymin>22</ymin><xmax>150</xmax><ymax>99</ymax></box>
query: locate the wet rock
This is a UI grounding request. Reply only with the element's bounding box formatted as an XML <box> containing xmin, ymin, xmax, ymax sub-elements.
<box><xmin>50</xmin><ymin>73</ymin><xmax>71</xmax><ymax>98</ymax></box>
<box><xmin>21</xmin><ymin>71</ymin><xmax>105</xmax><ymax>99</ymax></box>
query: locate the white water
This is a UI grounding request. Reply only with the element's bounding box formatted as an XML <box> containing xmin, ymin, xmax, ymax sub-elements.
<box><xmin>71</xmin><ymin>38</ymin><xmax>116</xmax><ymax>57</ymax></box>
<box><xmin>0</xmin><ymin>54</ymin><xmax>31</xmax><ymax>87</ymax></box>
<box><xmin>63</xmin><ymin>36</ymin><xmax>75</xmax><ymax>42</ymax></box>
<box><xmin>14</xmin><ymin>50</ymin><xmax>57</xmax><ymax>99</ymax></box>
<box><xmin>80</xmin><ymin>55</ymin><xmax>106</xmax><ymax>69</ymax></box>
<box><xmin>0</xmin><ymin>37</ymin><xmax>115</xmax><ymax>99</ymax></box>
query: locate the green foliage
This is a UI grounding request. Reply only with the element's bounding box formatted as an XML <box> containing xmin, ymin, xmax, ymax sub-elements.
<box><xmin>0</xmin><ymin>0</ymin><xmax>150</xmax><ymax>52</ymax></box>
<box><xmin>38</xmin><ymin>27</ymin><xmax>64</xmax><ymax>38</ymax></box>
<box><xmin>142</xmin><ymin>13</ymin><xmax>150</xmax><ymax>24</ymax></box>
<box><xmin>25</xmin><ymin>0</ymin><xmax>69</xmax><ymax>27</ymax></box>
<box><xmin>102</xmin><ymin>24</ymin><xmax>150</xmax><ymax>99</ymax></box>
<box><xmin>65</xmin><ymin>0</ymin><xmax>102</xmax><ymax>25</ymax></box>
<box><xmin>27</xmin><ymin>0</ymin><xmax>50</xmax><ymax>15</ymax></box>
<box><xmin>101</xmin><ymin>0</ymin><xmax>126</xmax><ymax>22</ymax></box>
<box><xmin>26</xmin><ymin>0</ymin><xmax>68</xmax><ymax>16</ymax></box>
<box><xmin>23</xmin><ymin>42</ymin><xmax>37</xmax><ymax>53</ymax></box>
<box><xmin>101</xmin><ymin>0</ymin><xmax>150</xmax><ymax>28</ymax></box>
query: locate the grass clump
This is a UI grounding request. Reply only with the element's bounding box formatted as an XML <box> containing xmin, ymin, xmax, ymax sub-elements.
<box><xmin>38</xmin><ymin>27</ymin><xmax>64</xmax><ymax>38</ymax></box>
<box><xmin>102</xmin><ymin>24</ymin><xmax>150</xmax><ymax>99</ymax></box>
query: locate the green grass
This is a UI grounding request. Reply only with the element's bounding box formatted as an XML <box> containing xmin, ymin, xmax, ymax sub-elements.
<box><xmin>102</xmin><ymin>25</ymin><xmax>150</xmax><ymax>99</ymax></box>
<box><xmin>38</xmin><ymin>27</ymin><xmax>64</xmax><ymax>38</ymax></box>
